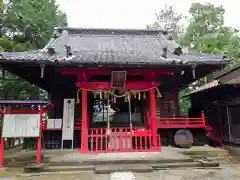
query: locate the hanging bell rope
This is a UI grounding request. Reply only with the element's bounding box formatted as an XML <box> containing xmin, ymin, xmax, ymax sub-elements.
<box><xmin>127</xmin><ymin>93</ymin><xmax>132</xmax><ymax>129</ymax></box>
<box><xmin>76</xmin><ymin>88</ymin><xmax>82</xmax><ymax>104</ymax></box>
<box><xmin>107</xmin><ymin>93</ymin><xmax>110</xmax><ymax>130</ymax></box>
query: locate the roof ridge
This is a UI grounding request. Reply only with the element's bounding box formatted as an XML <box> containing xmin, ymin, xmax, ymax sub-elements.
<box><xmin>59</xmin><ymin>27</ymin><xmax>167</xmax><ymax>33</ymax></box>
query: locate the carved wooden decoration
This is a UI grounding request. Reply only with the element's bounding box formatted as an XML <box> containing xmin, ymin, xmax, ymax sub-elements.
<box><xmin>111</xmin><ymin>71</ymin><xmax>127</xmax><ymax>89</ymax></box>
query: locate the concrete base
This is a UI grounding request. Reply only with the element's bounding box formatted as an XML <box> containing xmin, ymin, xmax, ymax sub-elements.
<box><xmin>30</xmin><ymin>147</ymin><xmax>217</xmax><ymax>173</ymax></box>
<box><xmin>30</xmin><ymin>160</ymin><xmax>220</xmax><ymax>174</ymax></box>
<box><xmin>50</xmin><ymin>147</ymin><xmax>192</xmax><ymax>165</ymax></box>
<box><xmin>1</xmin><ymin>146</ymin><xmax>225</xmax><ymax>174</ymax></box>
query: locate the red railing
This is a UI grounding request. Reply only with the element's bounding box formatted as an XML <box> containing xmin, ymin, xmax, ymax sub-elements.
<box><xmin>206</xmin><ymin>125</ymin><xmax>222</xmax><ymax>146</ymax></box>
<box><xmin>43</xmin><ymin>120</ymin><xmax>82</xmax><ymax>131</ymax></box>
<box><xmin>74</xmin><ymin>120</ymin><xmax>82</xmax><ymax>130</ymax></box>
<box><xmin>156</xmin><ymin>111</ymin><xmax>206</xmax><ymax>129</ymax></box>
<box><xmin>87</xmin><ymin>127</ymin><xmax>161</xmax><ymax>153</ymax></box>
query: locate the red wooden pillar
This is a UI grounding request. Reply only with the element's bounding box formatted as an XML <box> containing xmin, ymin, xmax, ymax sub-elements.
<box><xmin>201</xmin><ymin>111</ymin><xmax>206</xmax><ymax>125</ymax></box>
<box><xmin>80</xmin><ymin>89</ymin><xmax>88</xmax><ymax>152</ymax></box>
<box><xmin>36</xmin><ymin>104</ymin><xmax>43</xmax><ymax>164</ymax></box>
<box><xmin>149</xmin><ymin>88</ymin><xmax>158</xmax><ymax>148</ymax></box>
<box><xmin>0</xmin><ymin>105</ymin><xmax>7</xmax><ymax>168</ymax></box>
<box><xmin>0</xmin><ymin>137</ymin><xmax>4</xmax><ymax>168</ymax></box>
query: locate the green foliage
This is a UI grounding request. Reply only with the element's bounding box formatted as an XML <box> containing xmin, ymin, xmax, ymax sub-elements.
<box><xmin>180</xmin><ymin>3</ymin><xmax>240</xmax><ymax>112</ymax></box>
<box><xmin>183</xmin><ymin>3</ymin><xmax>225</xmax><ymax>45</ymax></box>
<box><xmin>147</xmin><ymin>5</ymin><xmax>185</xmax><ymax>40</ymax></box>
<box><xmin>3</xmin><ymin>0</ymin><xmax>67</xmax><ymax>49</ymax></box>
<box><xmin>0</xmin><ymin>0</ymin><xmax>3</xmax><ymax>14</ymax></box>
<box><xmin>0</xmin><ymin>0</ymin><xmax>67</xmax><ymax>100</ymax></box>
<box><xmin>149</xmin><ymin>2</ymin><xmax>240</xmax><ymax>114</ymax></box>
<box><xmin>180</xmin><ymin>89</ymin><xmax>191</xmax><ymax>113</ymax></box>
<box><xmin>183</xmin><ymin>2</ymin><xmax>240</xmax><ymax>62</ymax></box>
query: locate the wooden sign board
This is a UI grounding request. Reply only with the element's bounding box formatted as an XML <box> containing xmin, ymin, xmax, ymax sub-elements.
<box><xmin>111</xmin><ymin>71</ymin><xmax>127</xmax><ymax>89</ymax></box>
<box><xmin>62</xmin><ymin>99</ymin><xmax>75</xmax><ymax>140</ymax></box>
<box><xmin>2</xmin><ymin>114</ymin><xmax>40</xmax><ymax>138</ymax></box>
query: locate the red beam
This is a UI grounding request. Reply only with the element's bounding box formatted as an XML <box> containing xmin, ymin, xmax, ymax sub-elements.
<box><xmin>75</xmin><ymin>81</ymin><xmax>160</xmax><ymax>90</ymax></box>
<box><xmin>62</xmin><ymin>69</ymin><xmax>173</xmax><ymax>80</ymax></box>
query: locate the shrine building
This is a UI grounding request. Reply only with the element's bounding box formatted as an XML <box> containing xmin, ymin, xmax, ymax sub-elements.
<box><xmin>0</xmin><ymin>28</ymin><xmax>228</xmax><ymax>153</ymax></box>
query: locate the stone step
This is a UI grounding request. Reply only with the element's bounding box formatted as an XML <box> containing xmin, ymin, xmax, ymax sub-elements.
<box><xmin>46</xmin><ymin>165</ymin><xmax>95</xmax><ymax>172</ymax></box>
<box><xmin>25</xmin><ymin>158</ymin><xmax>219</xmax><ymax>174</ymax></box>
<box><xmin>94</xmin><ymin>164</ymin><xmax>153</xmax><ymax>174</ymax></box>
<box><xmin>49</xmin><ymin>158</ymin><xmax>194</xmax><ymax>167</ymax></box>
<box><xmin>195</xmin><ymin>159</ymin><xmax>219</xmax><ymax>167</ymax></box>
<box><xmin>44</xmin><ymin>160</ymin><xmax>219</xmax><ymax>174</ymax></box>
<box><xmin>182</xmin><ymin>149</ymin><xmax>229</xmax><ymax>157</ymax></box>
<box><xmin>151</xmin><ymin>160</ymin><xmax>219</xmax><ymax>170</ymax></box>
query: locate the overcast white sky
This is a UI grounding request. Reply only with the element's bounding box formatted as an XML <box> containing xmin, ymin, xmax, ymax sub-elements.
<box><xmin>56</xmin><ymin>0</ymin><xmax>240</xmax><ymax>30</ymax></box>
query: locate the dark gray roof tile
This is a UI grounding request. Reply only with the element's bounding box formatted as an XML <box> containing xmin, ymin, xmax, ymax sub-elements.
<box><xmin>0</xmin><ymin>27</ymin><xmax>227</xmax><ymax>66</ymax></box>
<box><xmin>0</xmin><ymin>51</ymin><xmax>51</xmax><ymax>62</ymax></box>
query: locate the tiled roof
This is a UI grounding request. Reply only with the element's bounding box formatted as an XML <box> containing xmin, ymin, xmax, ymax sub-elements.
<box><xmin>183</xmin><ymin>80</ymin><xmax>220</xmax><ymax>97</ymax></box>
<box><xmin>213</xmin><ymin>64</ymin><xmax>240</xmax><ymax>79</ymax></box>
<box><xmin>0</xmin><ymin>27</ymin><xmax>228</xmax><ymax>66</ymax></box>
<box><xmin>0</xmin><ymin>100</ymin><xmax>50</xmax><ymax>104</ymax></box>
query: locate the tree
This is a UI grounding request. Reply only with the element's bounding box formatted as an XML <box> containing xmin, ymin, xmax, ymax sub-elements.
<box><xmin>182</xmin><ymin>3</ymin><xmax>240</xmax><ymax>79</ymax></box>
<box><xmin>183</xmin><ymin>3</ymin><xmax>225</xmax><ymax>46</ymax></box>
<box><xmin>180</xmin><ymin>3</ymin><xmax>240</xmax><ymax>113</ymax></box>
<box><xmin>0</xmin><ymin>0</ymin><xmax>2</xmax><ymax>14</ymax></box>
<box><xmin>0</xmin><ymin>0</ymin><xmax>67</xmax><ymax>100</ymax></box>
<box><xmin>147</xmin><ymin>5</ymin><xmax>185</xmax><ymax>41</ymax></box>
<box><xmin>183</xmin><ymin>2</ymin><xmax>240</xmax><ymax>59</ymax></box>
<box><xmin>3</xmin><ymin>0</ymin><xmax>67</xmax><ymax>49</ymax></box>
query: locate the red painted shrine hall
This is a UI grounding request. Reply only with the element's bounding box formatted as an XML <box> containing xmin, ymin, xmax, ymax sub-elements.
<box><xmin>0</xmin><ymin>28</ymin><xmax>228</xmax><ymax>153</ymax></box>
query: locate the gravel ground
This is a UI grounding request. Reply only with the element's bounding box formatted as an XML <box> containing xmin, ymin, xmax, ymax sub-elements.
<box><xmin>11</xmin><ymin>165</ymin><xmax>240</xmax><ymax>180</ymax></box>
